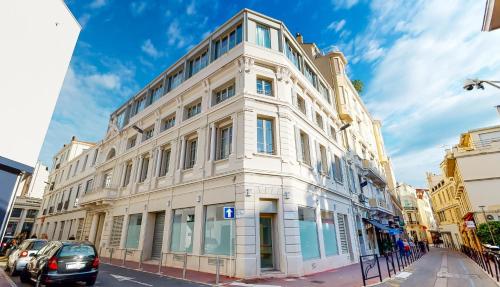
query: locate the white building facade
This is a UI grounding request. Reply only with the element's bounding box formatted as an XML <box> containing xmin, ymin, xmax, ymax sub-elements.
<box><xmin>35</xmin><ymin>10</ymin><xmax>397</xmax><ymax>278</ymax></box>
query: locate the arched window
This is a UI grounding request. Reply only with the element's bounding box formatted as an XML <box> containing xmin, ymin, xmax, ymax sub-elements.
<box><xmin>106</xmin><ymin>148</ymin><xmax>116</xmax><ymax>160</ymax></box>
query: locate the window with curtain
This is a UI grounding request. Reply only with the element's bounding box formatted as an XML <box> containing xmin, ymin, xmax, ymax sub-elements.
<box><xmin>159</xmin><ymin>148</ymin><xmax>171</xmax><ymax>177</ymax></box>
<box><xmin>256</xmin><ymin>24</ymin><xmax>271</xmax><ymax>48</ymax></box>
<box><xmin>257</xmin><ymin>117</ymin><xmax>274</xmax><ymax>154</ymax></box>
<box><xmin>125</xmin><ymin>213</ymin><xmax>142</xmax><ymax>249</ymax></box>
<box><xmin>184</xmin><ymin>137</ymin><xmax>197</xmax><ymax>169</ymax></box>
<box><xmin>256</xmin><ymin>78</ymin><xmax>272</xmax><ymax>96</ymax></box>
<box><xmin>204</xmin><ymin>203</ymin><xmax>235</xmax><ymax>256</ymax></box>
<box><xmin>298</xmin><ymin>206</ymin><xmax>320</xmax><ymax>260</ymax></box>
<box><xmin>170</xmin><ymin>208</ymin><xmax>195</xmax><ymax>253</ymax></box>
<box><xmin>321</xmin><ymin>211</ymin><xmax>338</xmax><ymax>256</ymax></box>
<box><xmin>217</xmin><ymin>125</ymin><xmax>232</xmax><ymax>160</ymax></box>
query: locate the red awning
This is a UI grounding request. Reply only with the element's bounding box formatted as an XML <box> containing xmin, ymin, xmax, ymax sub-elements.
<box><xmin>463</xmin><ymin>212</ymin><xmax>474</xmax><ymax>221</ymax></box>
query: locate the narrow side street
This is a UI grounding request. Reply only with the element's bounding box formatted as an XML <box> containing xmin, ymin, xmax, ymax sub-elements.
<box><xmin>377</xmin><ymin>248</ymin><xmax>498</xmax><ymax>287</ymax></box>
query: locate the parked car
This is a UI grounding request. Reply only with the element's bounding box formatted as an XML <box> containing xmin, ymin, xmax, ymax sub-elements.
<box><xmin>0</xmin><ymin>237</ymin><xmax>15</xmax><ymax>256</ymax></box>
<box><xmin>20</xmin><ymin>241</ymin><xmax>99</xmax><ymax>286</ymax></box>
<box><xmin>5</xmin><ymin>239</ymin><xmax>48</xmax><ymax>276</ymax></box>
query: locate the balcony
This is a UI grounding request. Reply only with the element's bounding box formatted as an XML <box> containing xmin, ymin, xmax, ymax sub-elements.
<box><xmin>369</xmin><ymin>198</ymin><xmax>392</xmax><ymax>214</ymax></box>
<box><xmin>362</xmin><ymin>159</ymin><xmax>386</xmax><ymax>187</ymax></box>
<box><xmin>407</xmin><ymin>220</ymin><xmax>420</xmax><ymax>225</ymax></box>
<box><xmin>403</xmin><ymin>205</ymin><xmax>418</xmax><ymax>211</ymax></box>
<box><xmin>79</xmin><ymin>187</ymin><xmax>118</xmax><ymax>207</ymax></box>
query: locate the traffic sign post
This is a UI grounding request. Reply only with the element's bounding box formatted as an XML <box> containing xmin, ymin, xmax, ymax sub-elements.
<box><xmin>223</xmin><ymin>206</ymin><xmax>235</xmax><ymax>277</ymax></box>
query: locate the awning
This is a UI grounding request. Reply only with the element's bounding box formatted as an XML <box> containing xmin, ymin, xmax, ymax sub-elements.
<box><xmin>363</xmin><ymin>219</ymin><xmax>402</xmax><ymax>234</ymax></box>
<box><xmin>462</xmin><ymin>212</ymin><xmax>474</xmax><ymax>221</ymax></box>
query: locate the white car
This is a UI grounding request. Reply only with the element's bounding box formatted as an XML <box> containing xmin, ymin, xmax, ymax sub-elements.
<box><xmin>5</xmin><ymin>239</ymin><xmax>47</xmax><ymax>276</ymax></box>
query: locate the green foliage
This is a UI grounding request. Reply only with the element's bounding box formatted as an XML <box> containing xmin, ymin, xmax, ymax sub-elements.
<box><xmin>351</xmin><ymin>79</ymin><xmax>364</xmax><ymax>94</ymax></box>
<box><xmin>476</xmin><ymin>221</ymin><xmax>500</xmax><ymax>245</ymax></box>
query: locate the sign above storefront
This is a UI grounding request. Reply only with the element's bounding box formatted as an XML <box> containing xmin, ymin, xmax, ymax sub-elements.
<box><xmin>465</xmin><ymin>221</ymin><xmax>476</xmax><ymax>229</ymax></box>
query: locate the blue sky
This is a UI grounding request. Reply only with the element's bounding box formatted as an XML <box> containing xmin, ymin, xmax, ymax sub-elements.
<box><xmin>39</xmin><ymin>0</ymin><xmax>500</xmax><ymax>187</ymax></box>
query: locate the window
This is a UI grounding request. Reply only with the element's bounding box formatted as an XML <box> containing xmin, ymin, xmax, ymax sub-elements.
<box><xmin>315</xmin><ymin>112</ymin><xmax>324</xmax><ymax>129</ymax></box>
<box><xmin>298</xmin><ymin>206</ymin><xmax>320</xmax><ymax>260</ymax></box>
<box><xmin>204</xmin><ymin>203</ymin><xmax>235</xmax><ymax>256</ymax></box>
<box><xmin>337</xmin><ymin>214</ymin><xmax>349</xmax><ymax>254</ymax></box>
<box><xmin>296</xmin><ymin>95</ymin><xmax>306</xmax><ymax>115</ymax></box>
<box><xmin>110</xmin><ymin>216</ymin><xmax>124</xmax><ymax>247</ymax></box>
<box><xmin>299</xmin><ymin>131</ymin><xmax>311</xmax><ymax>165</ymax></box>
<box><xmin>319</xmin><ymin>145</ymin><xmax>328</xmax><ymax>173</ymax></box>
<box><xmin>139</xmin><ymin>155</ymin><xmax>150</xmax><ymax>182</ymax></box>
<box><xmin>85</xmin><ymin>179</ymin><xmax>94</xmax><ymax>193</ymax></box>
<box><xmin>188</xmin><ymin>50</ymin><xmax>208</xmax><ymax>77</ymax></box>
<box><xmin>127</xmin><ymin>135</ymin><xmax>137</xmax><ymax>149</ymax></box>
<box><xmin>116</xmin><ymin>110</ymin><xmax>127</xmax><ymax>129</ymax></box>
<box><xmin>122</xmin><ymin>161</ymin><xmax>133</xmax><ymax>187</ymax></box>
<box><xmin>321</xmin><ymin>211</ymin><xmax>338</xmax><ymax>256</ymax></box>
<box><xmin>332</xmin><ymin>155</ymin><xmax>343</xmax><ymax>182</ymax></box>
<box><xmin>213</xmin><ymin>83</ymin><xmax>235</xmax><ymax>105</ymax></box>
<box><xmin>26</xmin><ymin>209</ymin><xmax>38</xmax><ymax>218</ymax></box>
<box><xmin>217</xmin><ymin>125</ymin><xmax>232</xmax><ymax>160</ymax></box>
<box><xmin>67</xmin><ymin>165</ymin><xmax>73</xmax><ymax>179</ymax></box>
<box><xmin>151</xmin><ymin>83</ymin><xmax>164</xmax><ymax>103</ymax></box>
<box><xmin>330</xmin><ymin>125</ymin><xmax>337</xmax><ymax>141</ymax></box>
<box><xmin>167</xmin><ymin>69</ymin><xmax>184</xmax><ymax>91</ymax></box>
<box><xmin>212</xmin><ymin>24</ymin><xmax>242</xmax><ymax>60</ymax></box>
<box><xmin>184</xmin><ymin>137</ymin><xmax>198</xmax><ymax>169</ymax></box>
<box><xmin>158</xmin><ymin>148</ymin><xmax>171</xmax><ymax>177</ymax></box>
<box><xmin>256</xmin><ymin>78</ymin><xmax>272</xmax><ymax>96</ymax></box>
<box><xmin>11</xmin><ymin>208</ymin><xmax>22</xmax><ymax>218</ymax></box>
<box><xmin>257</xmin><ymin>117</ymin><xmax>274</xmax><ymax>154</ymax></box>
<box><xmin>134</xmin><ymin>95</ymin><xmax>147</xmax><ymax>115</ymax></box>
<box><xmin>185</xmin><ymin>100</ymin><xmax>201</xmax><ymax>119</ymax></box>
<box><xmin>74</xmin><ymin>184</ymin><xmax>81</xmax><ymax>207</ymax></box>
<box><xmin>5</xmin><ymin>222</ymin><xmax>18</xmax><ymax>236</ymax></box>
<box><xmin>170</xmin><ymin>208</ymin><xmax>195</xmax><ymax>253</ymax></box>
<box><xmin>73</xmin><ymin>160</ymin><xmax>79</xmax><ymax>176</ymax></box>
<box><xmin>142</xmin><ymin>125</ymin><xmax>154</xmax><ymax>141</ymax></box>
<box><xmin>125</xmin><ymin>214</ymin><xmax>142</xmax><ymax>249</ymax></box>
<box><xmin>82</xmin><ymin>155</ymin><xmax>88</xmax><ymax>172</ymax></box>
<box><xmin>285</xmin><ymin>40</ymin><xmax>300</xmax><ymax>69</ymax></box>
<box><xmin>92</xmin><ymin>149</ymin><xmax>99</xmax><ymax>166</ymax></box>
<box><xmin>319</xmin><ymin>82</ymin><xmax>330</xmax><ymax>103</ymax></box>
<box><xmin>256</xmin><ymin>24</ymin><xmax>271</xmax><ymax>48</ymax></box>
<box><xmin>102</xmin><ymin>171</ymin><xmax>112</xmax><ymax>188</ymax></box>
<box><xmin>304</xmin><ymin>64</ymin><xmax>317</xmax><ymax>88</ymax></box>
<box><xmin>161</xmin><ymin>114</ymin><xmax>176</xmax><ymax>131</ymax></box>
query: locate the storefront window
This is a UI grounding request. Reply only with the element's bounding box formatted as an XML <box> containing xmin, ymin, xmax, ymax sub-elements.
<box><xmin>321</xmin><ymin>211</ymin><xmax>338</xmax><ymax>256</ymax></box>
<box><xmin>170</xmin><ymin>208</ymin><xmax>195</xmax><ymax>253</ymax></box>
<box><xmin>298</xmin><ymin>206</ymin><xmax>320</xmax><ymax>260</ymax></box>
<box><xmin>125</xmin><ymin>213</ymin><xmax>142</xmax><ymax>249</ymax></box>
<box><xmin>204</xmin><ymin>203</ymin><xmax>235</xmax><ymax>256</ymax></box>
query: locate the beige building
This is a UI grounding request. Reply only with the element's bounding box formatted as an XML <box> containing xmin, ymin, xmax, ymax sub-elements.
<box><xmin>35</xmin><ymin>9</ymin><xmax>398</xmax><ymax>278</ymax></box>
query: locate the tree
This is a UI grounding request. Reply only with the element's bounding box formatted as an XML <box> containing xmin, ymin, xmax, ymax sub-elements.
<box><xmin>351</xmin><ymin>79</ymin><xmax>364</xmax><ymax>94</ymax></box>
<box><xmin>476</xmin><ymin>221</ymin><xmax>500</xmax><ymax>245</ymax></box>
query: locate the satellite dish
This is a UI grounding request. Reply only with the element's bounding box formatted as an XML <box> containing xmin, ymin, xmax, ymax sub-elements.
<box><xmin>487</xmin><ymin>214</ymin><xmax>495</xmax><ymax>221</ymax></box>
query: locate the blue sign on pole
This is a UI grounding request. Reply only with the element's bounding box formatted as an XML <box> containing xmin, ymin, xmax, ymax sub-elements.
<box><xmin>223</xmin><ymin>207</ymin><xmax>235</xmax><ymax>219</ymax></box>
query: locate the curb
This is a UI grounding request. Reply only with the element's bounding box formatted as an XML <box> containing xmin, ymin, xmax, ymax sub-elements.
<box><xmin>0</xmin><ymin>267</ymin><xmax>17</xmax><ymax>287</ymax></box>
<box><xmin>459</xmin><ymin>253</ymin><xmax>500</xmax><ymax>287</ymax></box>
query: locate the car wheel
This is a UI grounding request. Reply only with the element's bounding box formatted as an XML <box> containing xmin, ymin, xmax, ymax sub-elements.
<box><xmin>9</xmin><ymin>262</ymin><xmax>17</xmax><ymax>276</ymax></box>
<box><xmin>19</xmin><ymin>268</ymin><xmax>30</xmax><ymax>283</ymax></box>
<box><xmin>86</xmin><ymin>278</ymin><xmax>96</xmax><ymax>286</ymax></box>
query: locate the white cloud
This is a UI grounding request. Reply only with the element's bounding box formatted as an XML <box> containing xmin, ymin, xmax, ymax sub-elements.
<box><xmin>78</xmin><ymin>14</ymin><xmax>91</xmax><ymax>28</ymax></box>
<box><xmin>327</xmin><ymin>19</ymin><xmax>346</xmax><ymax>32</ymax></box>
<box><xmin>167</xmin><ymin>21</ymin><xmax>190</xmax><ymax>48</ymax></box>
<box><xmin>186</xmin><ymin>0</ymin><xmax>196</xmax><ymax>15</ymax></box>
<box><xmin>358</xmin><ymin>0</ymin><xmax>500</xmax><ymax>186</ymax></box>
<box><xmin>130</xmin><ymin>1</ymin><xmax>148</xmax><ymax>16</ymax></box>
<box><xmin>141</xmin><ymin>39</ymin><xmax>163</xmax><ymax>58</ymax></box>
<box><xmin>89</xmin><ymin>0</ymin><xmax>108</xmax><ymax>9</ymax></box>
<box><xmin>331</xmin><ymin>0</ymin><xmax>359</xmax><ymax>10</ymax></box>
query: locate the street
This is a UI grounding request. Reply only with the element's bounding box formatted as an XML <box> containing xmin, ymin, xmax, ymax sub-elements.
<box><xmin>0</xmin><ymin>259</ymin><xmax>208</xmax><ymax>287</ymax></box>
<box><xmin>376</xmin><ymin>248</ymin><xmax>498</xmax><ymax>287</ymax></box>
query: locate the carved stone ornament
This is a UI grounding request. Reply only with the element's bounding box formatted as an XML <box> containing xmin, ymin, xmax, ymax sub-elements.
<box><xmin>203</xmin><ymin>79</ymin><xmax>210</xmax><ymax>93</ymax></box>
<box><xmin>276</xmin><ymin>66</ymin><xmax>291</xmax><ymax>83</ymax></box>
<box><xmin>105</xmin><ymin>117</ymin><xmax>119</xmax><ymax>140</ymax></box>
<box><xmin>238</xmin><ymin>56</ymin><xmax>254</xmax><ymax>73</ymax></box>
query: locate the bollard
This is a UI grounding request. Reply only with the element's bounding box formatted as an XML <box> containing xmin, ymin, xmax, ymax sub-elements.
<box><xmin>158</xmin><ymin>252</ymin><xmax>163</xmax><ymax>274</ymax></box>
<box><xmin>182</xmin><ymin>252</ymin><xmax>187</xmax><ymax>279</ymax></box>
<box><xmin>139</xmin><ymin>249</ymin><xmax>144</xmax><ymax>270</ymax></box>
<box><xmin>123</xmin><ymin>249</ymin><xmax>127</xmax><ymax>266</ymax></box>
<box><xmin>215</xmin><ymin>256</ymin><xmax>220</xmax><ymax>286</ymax></box>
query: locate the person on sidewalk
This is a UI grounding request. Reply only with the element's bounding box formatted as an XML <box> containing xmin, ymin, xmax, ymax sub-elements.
<box><xmin>397</xmin><ymin>238</ymin><xmax>405</xmax><ymax>257</ymax></box>
<box><xmin>403</xmin><ymin>239</ymin><xmax>410</xmax><ymax>257</ymax></box>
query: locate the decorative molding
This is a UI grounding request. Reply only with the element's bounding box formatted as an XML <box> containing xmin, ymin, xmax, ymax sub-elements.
<box><xmin>238</xmin><ymin>56</ymin><xmax>254</xmax><ymax>73</ymax></box>
<box><xmin>276</xmin><ymin>66</ymin><xmax>291</xmax><ymax>83</ymax></box>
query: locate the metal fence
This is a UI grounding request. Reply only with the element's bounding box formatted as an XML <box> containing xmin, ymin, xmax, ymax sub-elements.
<box><xmin>460</xmin><ymin>245</ymin><xmax>500</xmax><ymax>282</ymax></box>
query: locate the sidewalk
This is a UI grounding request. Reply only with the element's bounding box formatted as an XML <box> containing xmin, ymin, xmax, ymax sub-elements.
<box><xmin>0</xmin><ymin>257</ymin><xmax>16</xmax><ymax>287</ymax></box>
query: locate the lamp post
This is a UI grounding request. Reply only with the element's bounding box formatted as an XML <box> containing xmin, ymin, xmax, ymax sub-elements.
<box><xmin>463</xmin><ymin>79</ymin><xmax>500</xmax><ymax>117</ymax></box>
<box><xmin>479</xmin><ymin>205</ymin><xmax>496</xmax><ymax>246</ymax></box>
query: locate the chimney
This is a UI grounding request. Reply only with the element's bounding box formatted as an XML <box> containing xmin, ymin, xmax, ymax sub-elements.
<box><xmin>296</xmin><ymin>33</ymin><xmax>303</xmax><ymax>44</ymax></box>
<box><xmin>71</xmin><ymin>135</ymin><xmax>76</xmax><ymax>141</ymax></box>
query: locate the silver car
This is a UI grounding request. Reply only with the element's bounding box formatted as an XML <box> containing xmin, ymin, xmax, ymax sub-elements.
<box><xmin>5</xmin><ymin>239</ymin><xmax>47</xmax><ymax>276</ymax></box>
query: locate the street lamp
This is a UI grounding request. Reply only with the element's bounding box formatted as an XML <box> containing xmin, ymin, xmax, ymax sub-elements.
<box><xmin>463</xmin><ymin>79</ymin><xmax>500</xmax><ymax>91</ymax></box>
<box><xmin>479</xmin><ymin>205</ymin><xmax>496</xmax><ymax>246</ymax></box>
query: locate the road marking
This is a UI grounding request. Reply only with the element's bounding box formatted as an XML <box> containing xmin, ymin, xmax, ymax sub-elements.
<box><xmin>230</xmin><ymin>282</ymin><xmax>281</xmax><ymax>287</ymax></box>
<box><xmin>111</xmin><ymin>274</ymin><xmax>153</xmax><ymax>286</ymax></box>
<box><xmin>395</xmin><ymin>271</ymin><xmax>412</xmax><ymax>279</ymax></box>
<box><xmin>434</xmin><ymin>252</ymin><xmax>448</xmax><ymax>287</ymax></box>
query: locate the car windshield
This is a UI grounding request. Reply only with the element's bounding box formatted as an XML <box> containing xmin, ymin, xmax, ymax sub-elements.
<box><xmin>31</xmin><ymin>241</ymin><xmax>47</xmax><ymax>250</ymax></box>
<box><xmin>59</xmin><ymin>244</ymin><xmax>95</xmax><ymax>259</ymax></box>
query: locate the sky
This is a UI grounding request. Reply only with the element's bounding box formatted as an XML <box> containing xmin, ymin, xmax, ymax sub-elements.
<box><xmin>39</xmin><ymin>0</ymin><xmax>500</xmax><ymax>187</ymax></box>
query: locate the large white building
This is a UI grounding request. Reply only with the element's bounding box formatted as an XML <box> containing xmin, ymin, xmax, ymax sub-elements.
<box><xmin>34</xmin><ymin>9</ymin><xmax>398</xmax><ymax>278</ymax></box>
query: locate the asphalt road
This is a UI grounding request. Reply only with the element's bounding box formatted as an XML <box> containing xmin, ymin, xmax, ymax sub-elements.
<box><xmin>3</xmin><ymin>262</ymin><xmax>209</xmax><ymax>287</ymax></box>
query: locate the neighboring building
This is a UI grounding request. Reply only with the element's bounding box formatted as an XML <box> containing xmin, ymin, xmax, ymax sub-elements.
<box><xmin>482</xmin><ymin>0</ymin><xmax>500</xmax><ymax>31</ymax></box>
<box><xmin>2</xmin><ymin>162</ymin><xmax>48</xmax><ymax>240</ymax></box>
<box><xmin>35</xmin><ymin>9</ymin><xmax>398</xmax><ymax>278</ymax></box>
<box><xmin>415</xmin><ymin>188</ymin><xmax>438</xmax><ymax>243</ymax></box>
<box><xmin>0</xmin><ymin>0</ymin><xmax>80</xmax><ymax>240</ymax></box>
<box><xmin>427</xmin><ymin>173</ymin><xmax>462</xmax><ymax>248</ymax></box>
<box><xmin>439</xmin><ymin>125</ymin><xmax>500</xmax><ymax>250</ymax></box>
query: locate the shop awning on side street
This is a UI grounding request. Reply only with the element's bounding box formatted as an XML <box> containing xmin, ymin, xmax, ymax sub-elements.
<box><xmin>363</xmin><ymin>219</ymin><xmax>402</xmax><ymax>234</ymax></box>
